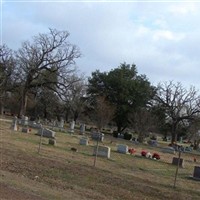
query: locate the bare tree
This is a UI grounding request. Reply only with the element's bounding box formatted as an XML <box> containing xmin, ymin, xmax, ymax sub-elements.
<box><xmin>129</xmin><ymin>108</ymin><xmax>156</xmax><ymax>143</ymax></box>
<box><xmin>186</xmin><ymin>117</ymin><xmax>200</xmax><ymax>150</ymax></box>
<box><xmin>15</xmin><ymin>28</ymin><xmax>81</xmax><ymax>116</ymax></box>
<box><xmin>155</xmin><ymin>81</ymin><xmax>200</xmax><ymax>144</ymax></box>
<box><xmin>92</xmin><ymin>96</ymin><xmax>115</xmax><ymax>130</ymax></box>
<box><xmin>63</xmin><ymin>78</ymin><xmax>87</xmax><ymax>122</ymax></box>
<box><xmin>0</xmin><ymin>44</ymin><xmax>16</xmax><ymax>115</ymax></box>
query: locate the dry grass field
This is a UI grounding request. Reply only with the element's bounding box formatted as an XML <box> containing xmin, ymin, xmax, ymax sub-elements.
<box><xmin>0</xmin><ymin>118</ymin><xmax>200</xmax><ymax>200</ymax></box>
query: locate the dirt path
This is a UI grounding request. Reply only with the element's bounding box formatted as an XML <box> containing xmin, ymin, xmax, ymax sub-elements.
<box><xmin>0</xmin><ymin>183</ymin><xmax>46</xmax><ymax>200</ymax></box>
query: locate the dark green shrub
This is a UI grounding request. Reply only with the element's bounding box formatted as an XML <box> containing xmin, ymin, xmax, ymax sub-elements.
<box><xmin>124</xmin><ymin>132</ymin><xmax>132</xmax><ymax>140</ymax></box>
<box><xmin>113</xmin><ymin>131</ymin><xmax>118</xmax><ymax>138</ymax></box>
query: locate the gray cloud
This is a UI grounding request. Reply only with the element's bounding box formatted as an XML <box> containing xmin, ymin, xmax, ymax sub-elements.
<box><xmin>2</xmin><ymin>1</ymin><xmax>200</xmax><ymax>88</ymax></box>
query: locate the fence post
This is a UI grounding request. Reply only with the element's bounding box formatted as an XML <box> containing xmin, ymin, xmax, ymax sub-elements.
<box><xmin>93</xmin><ymin>133</ymin><xmax>100</xmax><ymax>167</ymax></box>
<box><xmin>173</xmin><ymin>150</ymin><xmax>181</xmax><ymax>188</ymax></box>
<box><xmin>38</xmin><ymin>126</ymin><xmax>44</xmax><ymax>154</ymax></box>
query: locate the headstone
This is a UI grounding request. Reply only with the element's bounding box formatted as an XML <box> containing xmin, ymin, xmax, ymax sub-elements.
<box><xmin>29</xmin><ymin>121</ymin><xmax>42</xmax><ymax>129</ymax></box>
<box><xmin>80</xmin><ymin>124</ymin><xmax>85</xmax><ymax>134</ymax></box>
<box><xmin>49</xmin><ymin>138</ymin><xmax>56</xmax><ymax>146</ymax></box>
<box><xmin>22</xmin><ymin>127</ymin><xmax>30</xmax><ymax>133</ymax></box>
<box><xmin>172</xmin><ymin>157</ymin><xmax>184</xmax><ymax>168</ymax></box>
<box><xmin>70</xmin><ymin>121</ymin><xmax>75</xmax><ymax>133</ymax></box>
<box><xmin>92</xmin><ymin>132</ymin><xmax>104</xmax><ymax>142</ymax></box>
<box><xmin>117</xmin><ymin>144</ymin><xmax>128</xmax><ymax>154</ymax></box>
<box><xmin>11</xmin><ymin>116</ymin><xmax>18</xmax><ymax>131</ymax></box>
<box><xmin>37</xmin><ymin>128</ymin><xmax>55</xmax><ymax>138</ymax></box>
<box><xmin>93</xmin><ymin>145</ymin><xmax>111</xmax><ymax>158</ymax></box>
<box><xmin>79</xmin><ymin>137</ymin><xmax>88</xmax><ymax>145</ymax></box>
<box><xmin>193</xmin><ymin>166</ymin><xmax>200</xmax><ymax>180</ymax></box>
<box><xmin>147</xmin><ymin>140</ymin><xmax>158</xmax><ymax>147</ymax></box>
<box><xmin>161</xmin><ymin>147</ymin><xmax>175</xmax><ymax>154</ymax></box>
<box><xmin>184</xmin><ymin>146</ymin><xmax>193</xmax><ymax>152</ymax></box>
<box><xmin>22</xmin><ymin>116</ymin><xmax>29</xmax><ymax>126</ymax></box>
<box><xmin>59</xmin><ymin>119</ymin><xmax>64</xmax><ymax>128</ymax></box>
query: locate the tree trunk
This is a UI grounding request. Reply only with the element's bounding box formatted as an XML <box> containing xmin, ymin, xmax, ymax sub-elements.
<box><xmin>73</xmin><ymin>110</ymin><xmax>79</xmax><ymax>123</ymax></box>
<box><xmin>171</xmin><ymin>122</ymin><xmax>177</xmax><ymax>144</ymax></box>
<box><xmin>0</xmin><ymin>98</ymin><xmax>4</xmax><ymax>115</ymax></box>
<box><xmin>19</xmin><ymin>91</ymin><xmax>28</xmax><ymax>117</ymax></box>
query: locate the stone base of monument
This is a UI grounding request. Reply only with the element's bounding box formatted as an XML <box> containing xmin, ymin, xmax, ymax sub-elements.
<box><xmin>93</xmin><ymin>146</ymin><xmax>111</xmax><ymax>158</ymax></box>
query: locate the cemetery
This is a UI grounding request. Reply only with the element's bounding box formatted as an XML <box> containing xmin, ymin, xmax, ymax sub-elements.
<box><xmin>1</xmin><ymin>117</ymin><xmax>200</xmax><ymax>200</ymax></box>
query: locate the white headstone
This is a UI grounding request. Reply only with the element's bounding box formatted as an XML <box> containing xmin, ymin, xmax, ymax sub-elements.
<box><xmin>24</xmin><ymin>116</ymin><xmax>29</xmax><ymax>126</ymax></box>
<box><xmin>59</xmin><ymin>119</ymin><xmax>64</xmax><ymax>128</ymax></box>
<box><xmin>11</xmin><ymin>116</ymin><xmax>18</xmax><ymax>131</ymax></box>
<box><xmin>79</xmin><ymin>137</ymin><xmax>89</xmax><ymax>145</ymax></box>
<box><xmin>38</xmin><ymin>128</ymin><xmax>56</xmax><ymax>138</ymax></box>
<box><xmin>117</xmin><ymin>144</ymin><xmax>128</xmax><ymax>154</ymax></box>
<box><xmin>93</xmin><ymin>146</ymin><xmax>111</xmax><ymax>158</ymax></box>
<box><xmin>70</xmin><ymin>121</ymin><xmax>75</xmax><ymax>133</ymax></box>
<box><xmin>161</xmin><ymin>147</ymin><xmax>175</xmax><ymax>154</ymax></box>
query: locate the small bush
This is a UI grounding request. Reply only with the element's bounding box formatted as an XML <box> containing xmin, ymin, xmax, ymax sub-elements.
<box><xmin>113</xmin><ymin>131</ymin><xmax>118</xmax><ymax>138</ymax></box>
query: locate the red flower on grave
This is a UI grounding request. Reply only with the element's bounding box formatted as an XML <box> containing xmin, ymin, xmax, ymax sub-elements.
<box><xmin>152</xmin><ymin>153</ymin><xmax>160</xmax><ymax>160</ymax></box>
<box><xmin>141</xmin><ymin>150</ymin><xmax>147</xmax><ymax>157</ymax></box>
<box><xmin>128</xmin><ymin>148</ymin><xmax>136</xmax><ymax>154</ymax></box>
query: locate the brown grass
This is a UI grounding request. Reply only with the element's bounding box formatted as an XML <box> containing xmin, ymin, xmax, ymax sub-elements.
<box><xmin>0</xmin><ymin>119</ymin><xmax>200</xmax><ymax>200</ymax></box>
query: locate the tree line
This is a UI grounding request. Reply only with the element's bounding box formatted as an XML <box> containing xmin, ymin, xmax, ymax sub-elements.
<box><xmin>1</xmin><ymin>28</ymin><xmax>200</xmax><ymax>148</ymax></box>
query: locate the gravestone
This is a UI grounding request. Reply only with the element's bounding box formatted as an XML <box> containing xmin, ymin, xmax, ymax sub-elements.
<box><xmin>80</xmin><ymin>124</ymin><xmax>85</xmax><ymax>135</ymax></box>
<box><xmin>70</xmin><ymin>121</ymin><xmax>75</xmax><ymax>133</ymax></box>
<box><xmin>172</xmin><ymin>157</ymin><xmax>184</xmax><ymax>168</ymax></box>
<box><xmin>22</xmin><ymin>116</ymin><xmax>29</xmax><ymax>126</ymax></box>
<box><xmin>161</xmin><ymin>147</ymin><xmax>175</xmax><ymax>154</ymax></box>
<box><xmin>93</xmin><ymin>145</ymin><xmax>111</xmax><ymax>158</ymax></box>
<box><xmin>37</xmin><ymin>128</ymin><xmax>55</xmax><ymax>138</ymax></box>
<box><xmin>79</xmin><ymin>137</ymin><xmax>89</xmax><ymax>145</ymax></box>
<box><xmin>11</xmin><ymin>116</ymin><xmax>18</xmax><ymax>131</ymax></box>
<box><xmin>22</xmin><ymin>127</ymin><xmax>30</xmax><ymax>133</ymax></box>
<box><xmin>92</xmin><ymin>132</ymin><xmax>104</xmax><ymax>142</ymax></box>
<box><xmin>193</xmin><ymin>166</ymin><xmax>200</xmax><ymax>180</ymax></box>
<box><xmin>59</xmin><ymin>119</ymin><xmax>64</xmax><ymax>128</ymax></box>
<box><xmin>184</xmin><ymin>146</ymin><xmax>193</xmax><ymax>152</ymax></box>
<box><xmin>29</xmin><ymin>121</ymin><xmax>42</xmax><ymax>129</ymax></box>
<box><xmin>117</xmin><ymin>144</ymin><xmax>128</xmax><ymax>154</ymax></box>
<box><xmin>148</xmin><ymin>140</ymin><xmax>158</xmax><ymax>147</ymax></box>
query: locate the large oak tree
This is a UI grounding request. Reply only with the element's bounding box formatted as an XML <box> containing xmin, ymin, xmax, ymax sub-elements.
<box><xmin>87</xmin><ymin>63</ymin><xmax>155</xmax><ymax>132</ymax></box>
<box><xmin>155</xmin><ymin>81</ymin><xmax>200</xmax><ymax>143</ymax></box>
<box><xmin>15</xmin><ymin>28</ymin><xmax>81</xmax><ymax>116</ymax></box>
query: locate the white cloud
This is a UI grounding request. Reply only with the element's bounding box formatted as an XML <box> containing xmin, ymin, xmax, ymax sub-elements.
<box><xmin>2</xmin><ymin>2</ymin><xmax>200</xmax><ymax>88</ymax></box>
<box><xmin>153</xmin><ymin>30</ymin><xmax>185</xmax><ymax>41</ymax></box>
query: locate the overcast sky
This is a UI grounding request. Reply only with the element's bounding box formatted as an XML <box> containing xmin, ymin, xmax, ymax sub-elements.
<box><xmin>1</xmin><ymin>0</ymin><xmax>200</xmax><ymax>88</ymax></box>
